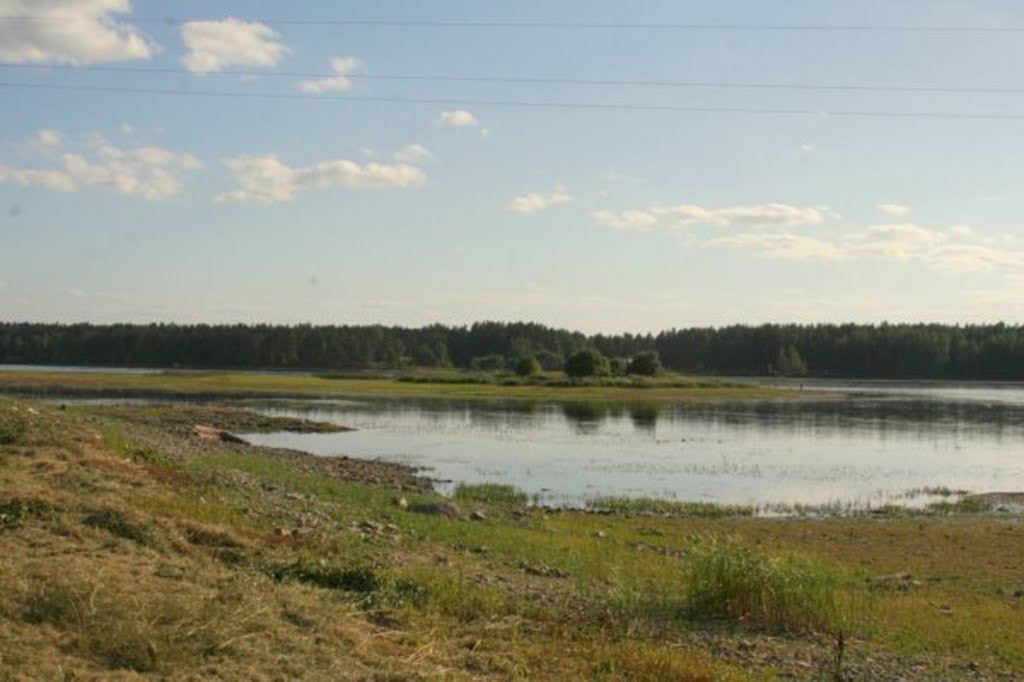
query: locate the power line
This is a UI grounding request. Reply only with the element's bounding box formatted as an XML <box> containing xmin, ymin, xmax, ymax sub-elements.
<box><xmin>3</xmin><ymin>15</ymin><xmax>1024</xmax><ymax>33</ymax></box>
<box><xmin>4</xmin><ymin>63</ymin><xmax>1024</xmax><ymax>96</ymax></box>
<box><xmin>2</xmin><ymin>81</ymin><xmax>1023</xmax><ymax>120</ymax></box>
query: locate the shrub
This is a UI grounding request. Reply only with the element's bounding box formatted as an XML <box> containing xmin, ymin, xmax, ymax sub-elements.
<box><xmin>564</xmin><ymin>348</ymin><xmax>610</xmax><ymax>378</ymax></box>
<box><xmin>513</xmin><ymin>354</ymin><xmax>542</xmax><ymax>377</ymax></box>
<box><xmin>627</xmin><ymin>351</ymin><xmax>662</xmax><ymax>376</ymax></box>
<box><xmin>683</xmin><ymin>536</ymin><xmax>837</xmax><ymax>633</ymax></box>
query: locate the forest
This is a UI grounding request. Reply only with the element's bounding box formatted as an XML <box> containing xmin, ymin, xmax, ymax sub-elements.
<box><xmin>1</xmin><ymin>321</ymin><xmax>1023</xmax><ymax>380</ymax></box>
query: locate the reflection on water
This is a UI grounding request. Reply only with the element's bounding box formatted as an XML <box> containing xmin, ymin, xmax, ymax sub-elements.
<box><xmin>242</xmin><ymin>382</ymin><xmax>1024</xmax><ymax>508</ymax></box>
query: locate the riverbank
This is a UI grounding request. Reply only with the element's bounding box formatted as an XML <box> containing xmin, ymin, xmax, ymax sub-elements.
<box><xmin>0</xmin><ymin>368</ymin><xmax>788</xmax><ymax>403</ymax></box>
<box><xmin>1</xmin><ymin>397</ymin><xmax>1021</xmax><ymax>679</ymax></box>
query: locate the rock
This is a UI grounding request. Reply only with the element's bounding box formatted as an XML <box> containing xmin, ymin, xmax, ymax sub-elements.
<box><xmin>273</xmin><ymin>527</ymin><xmax>292</xmax><ymax>538</ymax></box>
<box><xmin>592</xmin><ymin>530</ymin><xmax>607</xmax><ymax>539</ymax></box>
<box><xmin>395</xmin><ymin>496</ymin><xmax>409</xmax><ymax>509</ymax></box>
<box><xmin>470</xmin><ymin>510</ymin><xmax>486</xmax><ymax>521</ymax></box>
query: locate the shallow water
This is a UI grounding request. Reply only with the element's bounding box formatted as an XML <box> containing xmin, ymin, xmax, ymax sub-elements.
<box><xmin>241</xmin><ymin>381</ymin><xmax>1024</xmax><ymax>508</ymax></box>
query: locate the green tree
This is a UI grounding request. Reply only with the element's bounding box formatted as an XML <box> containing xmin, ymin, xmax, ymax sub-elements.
<box><xmin>514</xmin><ymin>354</ymin><xmax>542</xmax><ymax>377</ymax></box>
<box><xmin>564</xmin><ymin>348</ymin><xmax>609</xmax><ymax>378</ymax></box>
<box><xmin>627</xmin><ymin>350</ymin><xmax>662</xmax><ymax>376</ymax></box>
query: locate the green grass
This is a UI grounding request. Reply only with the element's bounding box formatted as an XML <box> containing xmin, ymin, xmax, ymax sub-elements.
<box><xmin>452</xmin><ymin>482</ymin><xmax>529</xmax><ymax>507</ymax></box>
<box><xmin>0</xmin><ymin>368</ymin><xmax>785</xmax><ymax>403</ymax></box>
<box><xmin>589</xmin><ymin>497</ymin><xmax>756</xmax><ymax>518</ymax></box>
<box><xmin>683</xmin><ymin>535</ymin><xmax>842</xmax><ymax>634</ymax></box>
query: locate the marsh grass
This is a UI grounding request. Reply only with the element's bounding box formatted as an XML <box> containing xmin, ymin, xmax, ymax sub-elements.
<box><xmin>452</xmin><ymin>482</ymin><xmax>529</xmax><ymax>508</ymax></box>
<box><xmin>590</xmin><ymin>497</ymin><xmax>756</xmax><ymax>518</ymax></box>
<box><xmin>684</xmin><ymin>535</ymin><xmax>840</xmax><ymax>633</ymax></box>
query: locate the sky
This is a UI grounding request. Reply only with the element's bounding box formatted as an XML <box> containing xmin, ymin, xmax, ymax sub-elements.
<box><xmin>3</xmin><ymin>0</ymin><xmax>1024</xmax><ymax>334</ymax></box>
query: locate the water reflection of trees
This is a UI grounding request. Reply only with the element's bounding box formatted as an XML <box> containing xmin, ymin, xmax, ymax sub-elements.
<box><xmin>270</xmin><ymin>394</ymin><xmax>1024</xmax><ymax>440</ymax></box>
<box><xmin>661</xmin><ymin>398</ymin><xmax>1024</xmax><ymax>437</ymax></box>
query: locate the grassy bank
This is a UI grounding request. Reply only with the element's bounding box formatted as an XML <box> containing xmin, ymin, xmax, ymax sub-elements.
<box><xmin>0</xmin><ymin>368</ymin><xmax>786</xmax><ymax>403</ymax></box>
<box><xmin>1</xmin><ymin>397</ymin><xmax>1021</xmax><ymax>679</ymax></box>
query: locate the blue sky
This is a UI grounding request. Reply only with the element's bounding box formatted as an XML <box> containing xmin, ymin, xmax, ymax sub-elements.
<box><xmin>3</xmin><ymin>0</ymin><xmax>1024</xmax><ymax>333</ymax></box>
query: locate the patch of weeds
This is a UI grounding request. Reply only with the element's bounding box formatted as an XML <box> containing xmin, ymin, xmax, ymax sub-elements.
<box><xmin>0</xmin><ymin>410</ymin><xmax>27</xmax><ymax>445</ymax></box>
<box><xmin>82</xmin><ymin>507</ymin><xmax>153</xmax><ymax>546</ymax></box>
<box><xmin>182</xmin><ymin>524</ymin><xmax>248</xmax><ymax>564</ymax></box>
<box><xmin>589</xmin><ymin>497</ymin><xmax>755</xmax><ymax>518</ymax></box>
<box><xmin>266</xmin><ymin>558</ymin><xmax>381</xmax><ymax>593</ymax></box>
<box><xmin>0</xmin><ymin>498</ymin><xmax>52</xmax><ymax>530</ymax></box>
<box><xmin>453</xmin><ymin>483</ymin><xmax>528</xmax><ymax>508</ymax></box>
<box><xmin>683</xmin><ymin>534</ymin><xmax>839</xmax><ymax>633</ymax></box>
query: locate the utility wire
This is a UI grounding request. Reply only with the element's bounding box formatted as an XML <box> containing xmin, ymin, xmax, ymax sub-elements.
<box><xmin>3</xmin><ymin>62</ymin><xmax>1024</xmax><ymax>95</ymax></box>
<box><xmin>3</xmin><ymin>81</ymin><xmax>1024</xmax><ymax>120</ymax></box>
<box><xmin>3</xmin><ymin>15</ymin><xmax>1024</xmax><ymax>32</ymax></box>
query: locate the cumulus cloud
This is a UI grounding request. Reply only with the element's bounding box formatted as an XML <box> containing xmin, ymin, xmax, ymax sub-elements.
<box><xmin>297</xmin><ymin>57</ymin><xmax>361</xmax><ymax>93</ymax></box>
<box><xmin>181</xmin><ymin>18</ymin><xmax>288</xmax><ymax>74</ymax></box>
<box><xmin>592</xmin><ymin>209</ymin><xmax>658</xmax><ymax>230</ymax></box>
<box><xmin>393</xmin><ymin>144</ymin><xmax>431</xmax><ymax>163</ymax></box>
<box><xmin>505</xmin><ymin>189</ymin><xmax>574</xmax><ymax>214</ymax></box>
<box><xmin>877</xmin><ymin>203</ymin><xmax>911</xmax><ymax>217</ymax></box>
<box><xmin>0</xmin><ymin>0</ymin><xmax>155</xmax><ymax>65</ymax></box>
<box><xmin>217</xmin><ymin>154</ymin><xmax>426</xmax><ymax>204</ymax></box>
<box><xmin>439</xmin><ymin>109</ymin><xmax>479</xmax><ymax>127</ymax></box>
<box><xmin>0</xmin><ymin>130</ymin><xmax>202</xmax><ymax>199</ymax></box>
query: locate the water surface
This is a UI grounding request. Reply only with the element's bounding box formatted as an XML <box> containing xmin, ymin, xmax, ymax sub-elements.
<box><xmin>242</xmin><ymin>381</ymin><xmax>1024</xmax><ymax>508</ymax></box>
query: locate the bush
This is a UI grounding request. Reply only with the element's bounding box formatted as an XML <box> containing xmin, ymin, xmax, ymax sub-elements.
<box><xmin>513</xmin><ymin>354</ymin><xmax>542</xmax><ymax>377</ymax></box>
<box><xmin>684</xmin><ymin>536</ymin><xmax>837</xmax><ymax>633</ymax></box>
<box><xmin>564</xmin><ymin>348</ymin><xmax>610</xmax><ymax>378</ymax></box>
<box><xmin>627</xmin><ymin>351</ymin><xmax>662</xmax><ymax>376</ymax></box>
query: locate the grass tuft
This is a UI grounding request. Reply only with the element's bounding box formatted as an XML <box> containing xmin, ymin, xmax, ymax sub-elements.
<box><xmin>683</xmin><ymin>535</ymin><xmax>838</xmax><ymax>633</ymax></box>
<box><xmin>452</xmin><ymin>483</ymin><xmax>529</xmax><ymax>507</ymax></box>
<box><xmin>590</xmin><ymin>497</ymin><xmax>756</xmax><ymax>518</ymax></box>
<box><xmin>82</xmin><ymin>507</ymin><xmax>154</xmax><ymax>546</ymax></box>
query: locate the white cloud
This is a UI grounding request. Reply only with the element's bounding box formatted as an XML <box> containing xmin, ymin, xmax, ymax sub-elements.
<box><xmin>297</xmin><ymin>57</ymin><xmax>361</xmax><ymax>93</ymax></box>
<box><xmin>652</xmin><ymin>203</ymin><xmax>828</xmax><ymax>227</ymax></box>
<box><xmin>710</xmin><ymin>232</ymin><xmax>846</xmax><ymax>261</ymax></box>
<box><xmin>0</xmin><ymin>0</ymin><xmax>155</xmax><ymax>65</ymax></box>
<box><xmin>845</xmin><ymin>223</ymin><xmax>948</xmax><ymax>259</ymax></box>
<box><xmin>217</xmin><ymin>154</ymin><xmax>426</xmax><ymax>204</ymax></box>
<box><xmin>710</xmin><ymin>219</ymin><xmax>1024</xmax><ymax>274</ymax></box>
<box><xmin>877</xmin><ymin>203</ymin><xmax>912</xmax><ymax>217</ymax></box>
<box><xmin>505</xmin><ymin>189</ymin><xmax>574</xmax><ymax>214</ymax></box>
<box><xmin>923</xmin><ymin>244</ymin><xmax>1024</xmax><ymax>272</ymax></box>
<box><xmin>181</xmin><ymin>18</ymin><xmax>288</xmax><ymax>74</ymax></box>
<box><xmin>393</xmin><ymin>144</ymin><xmax>431</xmax><ymax>163</ymax></box>
<box><xmin>592</xmin><ymin>209</ymin><xmax>658</xmax><ymax>230</ymax></box>
<box><xmin>593</xmin><ymin>201</ymin><xmax>828</xmax><ymax>231</ymax></box>
<box><xmin>0</xmin><ymin>131</ymin><xmax>201</xmax><ymax>200</ymax></box>
<box><xmin>439</xmin><ymin>109</ymin><xmax>479</xmax><ymax>127</ymax></box>
<box><xmin>949</xmin><ymin>225</ymin><xmax>974</xmax><ymax>237</ymax></box>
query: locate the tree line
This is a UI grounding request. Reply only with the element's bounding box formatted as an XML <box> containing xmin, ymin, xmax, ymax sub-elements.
<box><xmin>1</xmin><ymin>321</ymin><xmax>1023</xmax><ymax>380</ymax></box>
